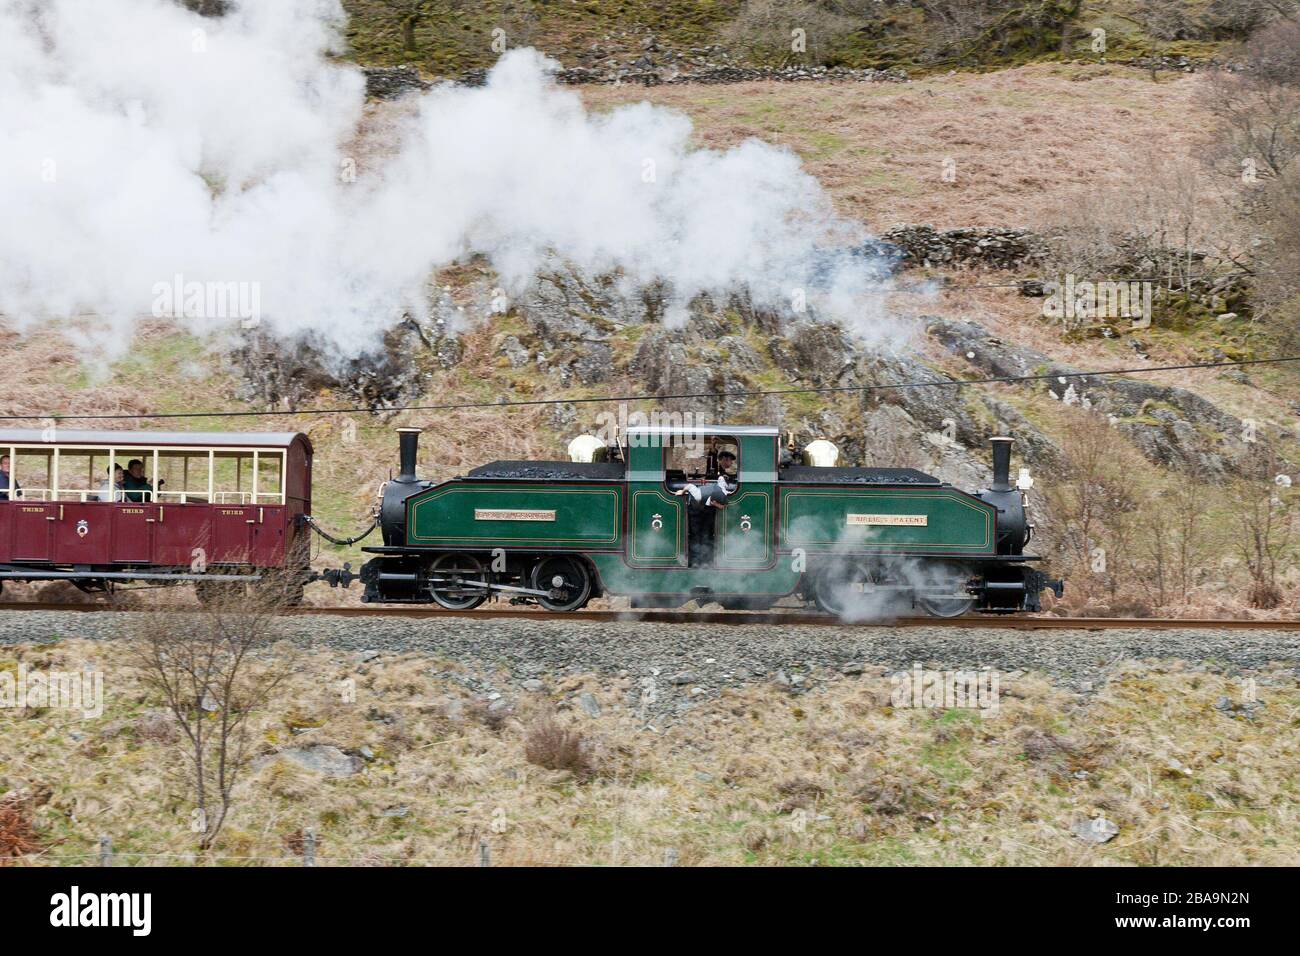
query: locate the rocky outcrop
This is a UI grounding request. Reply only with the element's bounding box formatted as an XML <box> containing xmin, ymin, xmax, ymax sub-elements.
<box><xmin>882</xmin><ymin>226</ymin><xmax>1046</xmax><ymax>270</ymax></box>
<box><xmin>978</xmin><ymin>395</ymin><xmax>1063</xmax><ymax>468</ymax></box>
<box><xmin>511</xmin><ymin>261</ymin><xmax>1060</xmax><ymax>484</ymax></box>
<box><xmin>457</xmin><ymin>58</ymin><xmax>907</xmax><ymax>90</ymax></box>
<box><xmin>262</xmin><ymin>745</ymin><xmax>363</xmax><ymax>778</ymax></box>
<box><xmin>231</xmin><ymin>314</ymin><xmax>458</xmax><ymax>410</ymax></box>
<box><xmin>363</xmin><ymin>66</ymin><xmax>431</xmax><ymax>100</ymax></box>
<box><xmin>627</xmin><ymin>325</ymin><xmax>751</xmax><ymax>418</ymax></box>
<box><xmin>926</xmin><ymin>317</ymin><xmax>1264</xmax><ymax>476</ymax></box>
<box><xmin>523</xmin><ymin>268</ymin><xmax>661</xmax><ymax>336</ymax></box>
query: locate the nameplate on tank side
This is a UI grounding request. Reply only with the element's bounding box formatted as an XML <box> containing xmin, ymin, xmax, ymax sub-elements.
<box><xmin>474</xmin><ymin>509</ymin><xmax>557</xmax><ymax>522</ymax></box>
<box><xmin>847</xmin><ymin>513</ymin><xmax>928</xmax><ymax>527</ymax></box>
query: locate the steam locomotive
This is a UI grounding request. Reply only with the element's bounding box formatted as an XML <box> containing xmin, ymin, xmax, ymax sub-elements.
<box><xmin>347</xmin><ymin>424</ymin><xmax>1062</xmax><ymax>617</ymax></box>
<box><xmin>0</xmin><ymin>423</ymin><xmax>1061</xmax><ymax>616</ymax></box>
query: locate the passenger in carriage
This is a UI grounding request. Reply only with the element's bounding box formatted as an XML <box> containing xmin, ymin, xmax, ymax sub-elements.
<box><xmin>122</xmin><ymin>459</ymin><xmax>163</xmax><ymax>502</ymax></box>
<box><xmin>0</xmin><ymin>454</ymin><xmax>18</xmax><ymax>500</ymax></box>
<box><xmin>98</xmin><ymin>464</ymin><xmax>125</xmax><ymax>502</ymax></box>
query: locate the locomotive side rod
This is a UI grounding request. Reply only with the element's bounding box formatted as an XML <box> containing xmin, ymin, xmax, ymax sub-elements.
<box><xmin>427</xmin><ymin>575</ymin><xmax>560</xmax><ymax>599</ymax></box>
<box><xmin>355</xmin><ymin>569</ymin><xmax>562</xmax><ymax>600</ymax></box>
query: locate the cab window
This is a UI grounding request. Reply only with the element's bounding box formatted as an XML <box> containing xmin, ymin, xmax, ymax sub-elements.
<box><xmin>663</xmin><ymin>435</ymin><xmax>739</xmax><ymax>487</ymax></box>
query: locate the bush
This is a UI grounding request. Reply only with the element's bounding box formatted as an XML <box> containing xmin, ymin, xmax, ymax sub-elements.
<box><xmin>524</xmin><ymin>717</ymin><xmax>594</xmax><ymax>779</ymax></box>
<box><xmin>0</xmin><ymin>792</ymin><xmax>42</xmax><ymax>863</ymax></box>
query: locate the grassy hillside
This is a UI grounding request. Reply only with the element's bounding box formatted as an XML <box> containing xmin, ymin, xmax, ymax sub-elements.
<box><xmin>6</xmin><ymin>635</ymin><xmax>1298</xmax><ymax>865</ymax></box>
<box><xmin>343</xmin><ymin>0</ymin><xmax>740</xmax><ymax>74</ymax></box>
<box><xmin>338</xmin><ymin>0</ymin><xmax>1244</xmax><ymax>77</ymax></box>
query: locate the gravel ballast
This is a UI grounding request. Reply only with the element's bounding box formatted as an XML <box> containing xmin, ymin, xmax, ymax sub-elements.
<box><xmin>3</xmin><ymin>611</ymin><xmax>1297</xmax><ymax>704</ymax></box>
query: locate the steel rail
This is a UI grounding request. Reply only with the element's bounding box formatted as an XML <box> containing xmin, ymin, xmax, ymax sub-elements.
<box><xmin>0</xmin><ymin>602</ymin><xmax>1296</xmax><ymax>630</ymax></box>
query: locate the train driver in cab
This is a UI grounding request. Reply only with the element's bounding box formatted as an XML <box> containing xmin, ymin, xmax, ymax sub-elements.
<box><xmin>673</xmin><ymin>449</ymin><xmax>737</xmax><ymax>509</ymax></box>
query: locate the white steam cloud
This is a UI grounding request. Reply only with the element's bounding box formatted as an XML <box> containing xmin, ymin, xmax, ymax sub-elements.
<box><xmin>0</xmin><ymin>0</ymin><xmax>895</xmax><ymax>358</ymax></box>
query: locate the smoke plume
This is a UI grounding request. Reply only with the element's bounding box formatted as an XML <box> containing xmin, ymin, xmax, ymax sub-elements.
<box><xmin>0</xmin><ymin>0</ymin><xmax>895</xmax><ymax>358</ymax></box>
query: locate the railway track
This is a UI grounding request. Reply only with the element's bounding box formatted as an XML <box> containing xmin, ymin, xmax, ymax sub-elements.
<box><xmin>0</xmin><ymin>601</ymin><xmax>1296</xmax><ymax>630</ymax></box>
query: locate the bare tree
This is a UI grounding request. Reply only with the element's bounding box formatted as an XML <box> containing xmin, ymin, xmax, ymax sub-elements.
<box><xmin>917</xmin><ymin>0</ymin><xmax>1079</xmax><ymax>67</ymax></box>
<box><xmin>1170</xmin><ymin>480</ymin><xmax>1210</xmax><ymax>604</ymax></box>
<box><xmin>1041</xmin><ymin>414</ymin><xmax>1140</xmax><ymax>607</ymax></box>
<box><xmin>128</xmin><ymin>580</ymin><xmax>294</xmax><ymax>850</ymax></box>
<box><xmin>376</xmin><ymin>0</ymin><xmax>467</xmax><ymax>57</ymax></box>
<box><xmin>1204</xmin><ymin>0</ymin><xmax>1292</xmax><ymax>39</ymax></box>
<box><xmin>722</xmin><ymin>0</ymin><xmax>870</xmax><ymax>65</ymax></box>
<box><xmin>1203</xmin><ymin>16</ymin><xmax>1300</xmax><ymax>339</ymax></box>
<box><xmin>1205</xmin><ymin>24</ymin><xmax>1300</xmax><ymax>180</ymax></box>
<box><xmin>1135</xmin><ymin>479</ymin><xmax>1209</xmax><ymax>608</ymax></box>
<box><xmin>1234</xmin><ymin>464</ymin><xmax>1295</xmax><ymax>608</ymax></box>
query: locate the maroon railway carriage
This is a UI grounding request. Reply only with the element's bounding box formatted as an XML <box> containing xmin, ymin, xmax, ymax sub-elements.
<box><xmin>0</xmin><ymin>429</ymin><xmax>312</xmax><ymax>602</ymax></box>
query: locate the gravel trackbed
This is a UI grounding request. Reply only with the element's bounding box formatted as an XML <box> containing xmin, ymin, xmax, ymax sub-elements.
<box><xmin>3</xmin><ymin>610</ymin><xmax>1297</xmax><ymax>699</ymax></box>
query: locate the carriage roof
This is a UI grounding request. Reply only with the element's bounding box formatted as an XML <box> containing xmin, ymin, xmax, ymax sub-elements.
<box><xmin>0</xmin><ymin>429</ymin><xmax>311</xmax><ymax>452</ymax></box>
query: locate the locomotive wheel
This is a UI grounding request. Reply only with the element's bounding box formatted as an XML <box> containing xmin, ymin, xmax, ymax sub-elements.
<box><xmin>531</xmin><ymin>556</ymin><xmax>592</xmax><ymax>612</ymax></box>
<box><xmin>812</xmin><ymin>559</ymin><xmax>877</xmax><ymax>618</ymax></box>
<box><xmin>915</xmin><ymin>562</ymin><xmax>975</xmax><ymax>619</ymax></box>
<box><xmin>428</xmin><ymin>553</ymin><xmax>487</xmax><ymax>610</ymax></box>
<box><xmin>917</xmin><ymin>595</ymin><xmax>975</xmax><ymax>618</ymax></box>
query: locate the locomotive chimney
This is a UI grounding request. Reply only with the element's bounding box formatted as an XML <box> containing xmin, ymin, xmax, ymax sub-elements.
<box><xmin>990</xmin><ymin>436</ymin><xmax>1014</xmax><ymax>492</ymax></box>
<box><xmin>396</xmin><ymin>427</ymin><xmax>421</xmax><ymax>482</ymax></box>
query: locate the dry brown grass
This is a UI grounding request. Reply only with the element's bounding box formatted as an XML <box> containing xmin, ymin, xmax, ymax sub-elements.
<box><xmin>580</xmin><ymin>63</ymin><xmax>1217</xmax><ymax>230</ymax></box>
<box><xmin>2</xmin><ymin>637</ymin><xmax>1298</xmax><ymax>866</ymax></box>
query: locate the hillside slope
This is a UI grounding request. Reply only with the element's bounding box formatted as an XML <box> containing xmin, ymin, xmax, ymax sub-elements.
<box><xmin>3</xmin><ymin>61</ymin><xmax>1296</xmax><ymax>615</ymax></box>
<box><xmin>338</xmin><ymin>0</ymin><xmax>1239</xmax><ymax>77</ymax></box>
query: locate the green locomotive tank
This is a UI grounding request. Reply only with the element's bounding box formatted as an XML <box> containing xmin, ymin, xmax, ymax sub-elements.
<box><xmin>355</xmin><ymin>424</ymin><xmax>1062</xmax><ymax>618</ymax></box>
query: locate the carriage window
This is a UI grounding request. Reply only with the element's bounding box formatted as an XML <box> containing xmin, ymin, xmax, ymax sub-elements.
<box><xmin>53</xmin><ymin>450</ymin><xmax>105</xmax><ymax>501</ymax></box>
<box><xmin>256</xmin><ymin>452</ymin><xmax>283</xmax><ymax>503</ymax></box>
<box><xmin>0</xmin><ymin>445</ymin><xmax>288</xmax><ymax>505</ymax></box>
<box><xmin>210</xmin><ymin>450</ymin><xmax>285</xmax><ymax>505</ymax></box>
<box><xmin>156</xmin><ymin>451</ymin><xmax>215</xmax><ymax>504</ymax></box>
<box><xmin>5</xmin><ymin>448</ymin><xmax>50</xmax><ymax>500</ymax></box>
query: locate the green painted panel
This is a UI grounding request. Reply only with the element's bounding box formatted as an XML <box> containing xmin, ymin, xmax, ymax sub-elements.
<box><xmin>408</xmin><ymin>482</ymin><xmax>622</xmax><ymax>548</ymax></box>
<box><xmin>736</xmin><ymin>434</ymin><xmax>777</xmax><ymax>482</ymax></box>
<box><xmin>590</xmin><ymin>553</ymin><xmax>801</xmax><ymax>597</ymax></box>
<box><xmin>715</xmin><ymin>487</ymin><xmax>774</xmax><ymax>568</ymax></box>
<box><xmin>628</xmin><ymin>485</ymin><xmax>685</xmax><ymax>566</ymax></box>
<box><xmin>780</xmin><ymin>486</ymin><xmax>994</xmax><ymax>554</ymax></box>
